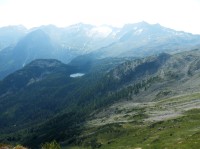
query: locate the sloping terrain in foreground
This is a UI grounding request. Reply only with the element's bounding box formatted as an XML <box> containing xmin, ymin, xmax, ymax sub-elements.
<box><xmin>1</xmin><ymin>50</ymin><xmax>200</xmax><ymax>148</ymax></box>
<box><xmin>68</xmin><ymin>93</ymin><xmax>200</xmax><ymax>149</ymax></box>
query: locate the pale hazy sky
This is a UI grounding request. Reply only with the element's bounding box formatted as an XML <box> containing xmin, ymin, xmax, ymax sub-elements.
<box><xmin>0</xmin><ymin>0</ymin><xmax>200</xmax><ymax>34</ymax></box>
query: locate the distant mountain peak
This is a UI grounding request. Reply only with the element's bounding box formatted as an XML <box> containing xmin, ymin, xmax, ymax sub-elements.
<box><xmin>135</xmin><ymin>21</ymin><xmax>150</xmax><ymax>26</ymax></box>
<box><xmin>123</xmin><ymin>21</ymin><xmax>150</xmax><ymax>29</ymax></box>
<box><xmin>27</xmin><ymin>29</ymin><xmax>48</xmax><ymax>38</ymax></box>
<box><xmin>67</xmin><ymin>23</ymin><xmax>94</xmax><ymax>30</ymax></box>
<box><xmin>0</xmin><ymin>25</ymin><xmax>27</xmax><ymax>31</ymax></box>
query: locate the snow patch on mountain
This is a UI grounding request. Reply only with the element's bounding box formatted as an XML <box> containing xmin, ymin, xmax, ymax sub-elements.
<box><xmin>175</xmin><ymin>32</ymin><xmax>184</xmax><ymax>36</ymax></box>
<box><xmin>133</xmin><ymin>27</ymin><xmax>138</xmax><ymax>30</ymax></box>
<box><xmin>134</xmin><ymin>29</ymin><xmax>143</xmax><ymax>35</ymax></box>
<box><xmin>87</xmin><ymin>26</ymin><xmax>113</xmax><ymax>38</ymax></box>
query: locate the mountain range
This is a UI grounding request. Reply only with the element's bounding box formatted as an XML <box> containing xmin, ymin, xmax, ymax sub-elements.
<box><xmin>1</xmin><ymin>22</ymin><xmax>200</xmax><ymax>79</ymax></box>
<box><xmin>0</xmin><ymin>22</ymin><xmax>200</xmax><ymax>148</ymax></box>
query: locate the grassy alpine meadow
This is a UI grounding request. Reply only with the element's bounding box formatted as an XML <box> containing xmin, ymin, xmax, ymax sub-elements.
<box><xmin>1</xmin><ymin>93</ymin><xmax>200</xmax><ymax>149</ymax></box>
<box><xmin>67</xmin><ymin>109</ymin><xmax>200</xmax><ymax>149</ymax></box>
<box><xmin>67</xmin><ymin>93</ymin><xmax>200</xmax><ymax>149</ymax></box>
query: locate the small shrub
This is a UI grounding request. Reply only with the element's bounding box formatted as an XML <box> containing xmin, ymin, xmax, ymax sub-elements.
<box><xmin>0</xmin><ymin>143</ymin><xmax>13</xmax><ymax>149</ymax></box>
<box><xmin>41</xmin><ymin>140</ymin><xmax>61</xmax><ymax>149</ymax></box>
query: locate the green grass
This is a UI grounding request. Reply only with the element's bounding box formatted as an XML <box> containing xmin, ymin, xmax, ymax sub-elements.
<box><xmin>69</xmin><ymin>108</ymin><xmax>200</xmax><ymax>149</ymax></box>
<box><xmin>157</xmin><ymin>92</ymin><xmax>200</xmax><ymax>104</ymax></box>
